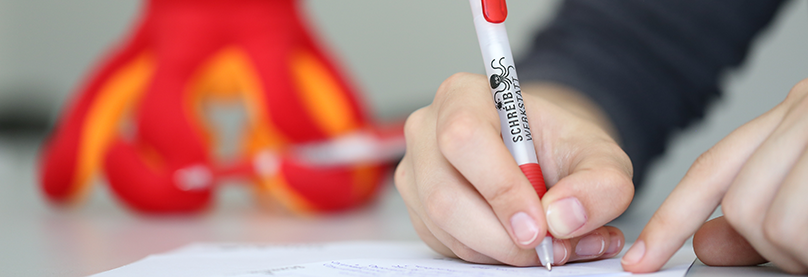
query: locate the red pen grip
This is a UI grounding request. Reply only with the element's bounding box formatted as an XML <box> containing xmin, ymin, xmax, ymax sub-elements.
<box><xmin>520</xmin><ymin>163</ymin><xmax>553</xmax><ymax>238</ymax></box>
<box><xmin>519</xmin><ymin>163</ymin><xmax>546</xmax><ymax>198</ymax></box>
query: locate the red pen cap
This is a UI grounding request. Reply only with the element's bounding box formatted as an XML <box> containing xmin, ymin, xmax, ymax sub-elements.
<box><xmin>481</xmin><ymin>0</ymin><xmax>507</xmax><ymax>23</ymax></box>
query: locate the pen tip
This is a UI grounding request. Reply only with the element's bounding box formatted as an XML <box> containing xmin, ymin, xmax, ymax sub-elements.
<box><xmin>546</xmin><ymin>263</ymin><xmax>552</xmax><ymax>271</ymax></box>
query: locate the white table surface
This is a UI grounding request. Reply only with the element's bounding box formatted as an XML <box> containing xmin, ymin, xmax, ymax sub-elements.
<box><xmin>0</xmin><ymin>138</ymin><xmax>420</xmax><ymax>277</ymax></box>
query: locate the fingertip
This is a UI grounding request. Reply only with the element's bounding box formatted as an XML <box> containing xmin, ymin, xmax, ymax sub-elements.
<box><xmin>542</xmin><ymin>166</ymin><xmax>633</xmax><ymax>239</ymax></box>
<box><xmin>602</xmin><ymin>227</ymin><xmax>625</xmax><ymax>258</ymax></box>
<box><xmin>693</xmin><ymin>216</ymin><xmax>767</xmax><ymax>266</ymax></box>
<box><xmin>545</xmin><ymin>196</ymin><xmax>587</xmax><ymax>238</ymax></box>
<box><xmin>552</xmin><ymin>238</ymin><xmax>570</xmax><ymax>265</ymax></box>
<box><xmin>622</xmin><ymin>176</ymin><xmax>725</xmax><ymax>272</ymax></box>
<box><xmin>557</xmin><ymin>226</ymin><xmax>623</xmax><ymax>264</ymax></box>
<box><xmin>621</xmin><ymin>234</ymin><xmax>690</xmax><ymax>273</ymax></box>
<box><xmin>510</xmin><ymin>211</ymin><xmax>541</xmax><ymax>246</ymax></box>
<box><xmin>571</xmin><ymin>230</ymin><xmax>608</xmax><ymax>261</ymax></box>
<box><xmin>620</xmin><ymin>239</ymin><xmax>647</xmax><ymax>271</ymax></box>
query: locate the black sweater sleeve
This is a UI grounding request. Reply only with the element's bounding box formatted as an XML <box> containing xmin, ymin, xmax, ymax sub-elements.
<box><xmin>516</xmin><ymin>0</ymin><xmax>786</xmax><ymax>186</ymax></box>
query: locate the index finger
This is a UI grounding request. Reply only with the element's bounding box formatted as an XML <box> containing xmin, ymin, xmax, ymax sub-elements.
<box><xmin>622</xmin><ymin>105</ymin><xmax>786</xmax><ymax>273</ymax></box>
<box><xmin>434</xmin><ymin>73</ymin><xmax>547</xmax><ymax>249</ymax></box>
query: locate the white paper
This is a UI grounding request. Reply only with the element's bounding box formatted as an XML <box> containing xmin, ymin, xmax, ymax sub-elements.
<box><xmin>92</xmin><ymin>241</ymin><xmax>694</xmax><ymax>277</ymax></box>
<box><xmin>232</xmin><ymin>258</ymin><xmax>632</xmax><ymax>277</ymax></box>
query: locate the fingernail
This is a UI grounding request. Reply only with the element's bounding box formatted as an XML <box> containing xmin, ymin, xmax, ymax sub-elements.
<box><xmin>621</xmin><ymin>240</ymin><xmax>645</xmax><ymax>265</ymax></box>
<box><xmin>553</xmin><ymin>239</ymin><xmax>567</xmax><ymax>264</ymax></box>
<box><xmin>510</xmin><ymin>212</ymin><xmax>539</xmax><ymax>245</ymax></box>
<box><xmin>574</xmin><ymin>233</ymin><xmax>606</xmax><ymax>258</ymax></box>
<box><xmin>546</xmin><ymin>197</ymin><xmax>587</xmax><ymax>237</ymax></box>
<box><xmin>604</xmin><ymin>232</ymin><xmax>622</xmax><ymax>256</ymax></box>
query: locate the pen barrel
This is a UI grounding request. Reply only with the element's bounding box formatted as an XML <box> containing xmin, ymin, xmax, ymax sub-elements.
<box><xmin>470</xmin><ymin>0</ymin><xmax>540</xmax><ymax>172</ymax></box>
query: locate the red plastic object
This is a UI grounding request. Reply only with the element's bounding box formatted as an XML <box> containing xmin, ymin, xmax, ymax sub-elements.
<box><xmin>481</xmin><ymin>0</ymin><xmax>508</xmax><ymax>23</ymax></box>
<box><xmin>519</xmin><ymin>163</ymin><xmax>546</xmax><ymax>198</ymax></box>
<box><xmin>519</xmin><ymin>162</ymin><xmax>552</xmax><ymax>239</ymax></box>
<box><xmin>39</xmin><ymin>0</ymin><xmax>402</xmax><ymax>214</ymax></box>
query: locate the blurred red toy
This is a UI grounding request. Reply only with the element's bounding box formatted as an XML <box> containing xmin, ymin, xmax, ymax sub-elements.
<box><xmin>39</xmin><ymin>0</ymin><xmax>403</xmax><ymax>213</ymax></box>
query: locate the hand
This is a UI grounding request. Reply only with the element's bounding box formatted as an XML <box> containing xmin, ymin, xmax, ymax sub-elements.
<box><xmin>622</xmin><ymin>78</ymin><xmax>808</xmax><ymax>274</ymax></box>
<box><xmin>395</xmin><ymin>73</ymin><xmax>634</xmax><ymax>266</ymax></box>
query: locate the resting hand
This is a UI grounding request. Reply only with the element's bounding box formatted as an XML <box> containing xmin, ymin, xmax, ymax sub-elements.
<box><xmin>395</xmin><ymin>73</ymin><xmax>634</xmax><ymax>266</ymax></box>
<box><xmin>623</xmin><ymin>79</ymin><xmax>808</xmax><ymax>274</ymax></box>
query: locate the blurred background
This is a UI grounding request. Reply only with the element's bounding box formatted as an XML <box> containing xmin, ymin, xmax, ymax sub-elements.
<box><xmin>0</xmin><ymin>0</ymin><xmax>807</xmax><ymax>276</ymax></box>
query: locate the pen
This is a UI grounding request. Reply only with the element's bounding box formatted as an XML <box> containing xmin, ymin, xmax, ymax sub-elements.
<box><xmin>469</xmin><ymin>0</ymin><xmax>553</xmax><ymax>271</ymax></box>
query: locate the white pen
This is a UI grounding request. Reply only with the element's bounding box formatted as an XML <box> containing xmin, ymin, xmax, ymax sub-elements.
<box><xmin>469</xmin><ymin>0</ymin><xmax>554</xmax><ymax>271</ymax></box>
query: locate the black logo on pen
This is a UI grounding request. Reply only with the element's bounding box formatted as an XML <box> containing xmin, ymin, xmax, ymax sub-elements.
<box><xmin>489</xmin><ymin>57</ymin><xmax>532</xmax><ymax>142</ymax></box>
<box><xmin>489</xmin><ymin>57</ymin><xmax>515</xmax><ymax>111</ymax></box>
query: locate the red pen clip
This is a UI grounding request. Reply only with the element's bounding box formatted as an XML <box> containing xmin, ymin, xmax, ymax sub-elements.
<box><xmin>481</xmin><ymin>0</ymin><xmax>508</xmax><ymax>23</ymax></box>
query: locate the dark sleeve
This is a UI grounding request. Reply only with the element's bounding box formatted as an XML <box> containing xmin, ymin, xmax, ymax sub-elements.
<box><xmin>516</xmin><ymin>0</ymin><xmax>786</xmax><ymax>187</ymax></box>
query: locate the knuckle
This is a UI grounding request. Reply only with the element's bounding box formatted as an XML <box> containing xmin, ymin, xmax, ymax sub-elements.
<box><xmin>483</xmin><ymin>177</ymin><xmax>523</xmax><ymax>206</ymax></box>
<box><xmin>594</xmin><ymin>142</ymin><xmax>635</xmax><ymax>181</ymax></box>
<box><xmin>647</xmin><ymin>212</ymin><xmax>672</xmax><ymax>233</ymax></box>
<box><xmin>783</xmin><ymin>78</ymin><xmax>808</xmax><ymax>104</ymax></box>
<box><xmin>424</xmin><ymin>240</ymin><xmax>457</xmax><ymax>259</ymax></box>
<box><xmin>688</xmin><ymin>149</ymin><xmax>721</xmax><ymax>179</ymax></box>
<box><xmin>440</xmin><ymin>72</ymin><xmax>476</xmax><ymax>89</ymax></box>
<box><xmin>791</xmin><ymin>78</ymin><xmax>808</xmax><ymax>96</ymax></box>
<box><xmin>720</xmin><ymin>196</ymin><xmax>759</xmax><ymax>233</ymax></box>
<box><xmin>647</xmin><ymin>207</ymin><xmax>681</xmax><ymax>235</ymax></box>
<box><xmin>796</xmin><ymin>77</ymin><xmax>808</xmax><ymax>88</ymax></box>
<box><xmin>762</xmin><ymin>221</ymin><xmax>789</xmax><ymax>251</ymax></box>
<box><xmin>423</xmin><ymin>186</ymin><xmax>455</xmax><ymax>227</ymax></box>
<box><xmin>393</xmin><ymin>160</ymin><xmax>408</xmax><ymax>192</ymax></box>
<box><xmin>403</xmin><ymin>107</ymin><xmax>428</xmax><ymax>139</ymax></box>
<box><xmin>762</xmin><ymin>213</ymin><xmax>807</xmax><ymax>253</ymax></box>
<box><xmin>435</xmin><ymin>73</ymin><xmax>487</xmax><ymax>103</ymax></box>
<box><xmin>610</xmin><ymin>145</ymin><xmax>634</xmax><ymax>179</ymax></box>
<box><xmin>435</xmin><ymin>73</ymin><xmax>467</xmax><ymax>102</ymax></box>
<box><xmin>450</xmin><ymin>243</ymin><xmax>482</xmax><ymax>262</ymax></box>
<box><xmin>412</xmin><ymin>223</ymin><xmax>430</xmax><ymax>238</ymax></box>
<box><xmin>436</xmin><ymin>111</ymin><xmax>481</xmax><ymax>155</ymax></box>
<box><xmin>598</xmin><ymin>167</ymin><xmax>635</xmax><ymax>210</ymax></box>
<box><xmin>720</xmin><ymin>199</ymin><xmax>740</xmax><ymax>226</ymax></box>
<box><xmin>790</xmin><ymin>91</ymin><xmax>808</xmax><ymax>116</ymax></box>
<box><xmin>449</xmin><ymin>243</ymin><xmax>479</xmax><ymax>262</ymax></box>
<box><xmin>443</xmin><ymin>72</ymin><xmax>471</xmax><ymax>85</ymax></box>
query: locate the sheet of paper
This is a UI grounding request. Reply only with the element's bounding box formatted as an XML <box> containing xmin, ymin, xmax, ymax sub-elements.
<box><xmin>231</xmin><ymin>258</ymin><xmax>632</xmax><ymax>277</ymax></box>
<box><xmin>92</xmin><ymin>241</ymin><xmax>694</xmax><ymax>277</ymax></box>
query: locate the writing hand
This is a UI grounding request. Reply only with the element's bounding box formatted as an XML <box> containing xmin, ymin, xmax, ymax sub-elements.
<box><xmin>623</xmin><ymin>79</ymin><xmax>808</xmax><ymax>274</ymax></box>
<box><xmin>395</xmin><ymin>73</ymin><xmax>634</xmax><ymax>266</ymax></box>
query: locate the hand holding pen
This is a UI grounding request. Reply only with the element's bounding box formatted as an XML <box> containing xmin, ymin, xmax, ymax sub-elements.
<box><xmin>395</xmin><ymin>0</ymin><xmax>633</xmax><ymax>268</ymax></box>
<box><xmin>396</xmin><ymin>1</ymin><xmax>635</xmax><ymax>262</ymax></box>
<box><xmin>395</xmin><ymin>71</ymin><xmax>632</xmax><ymax>266</ymax></box>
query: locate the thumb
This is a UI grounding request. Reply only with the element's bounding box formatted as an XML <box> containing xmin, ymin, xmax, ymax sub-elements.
<box><xmin>693</xmin><ymin>216</ymin><xmax>767</xmax><ymax>266</ymax></box>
